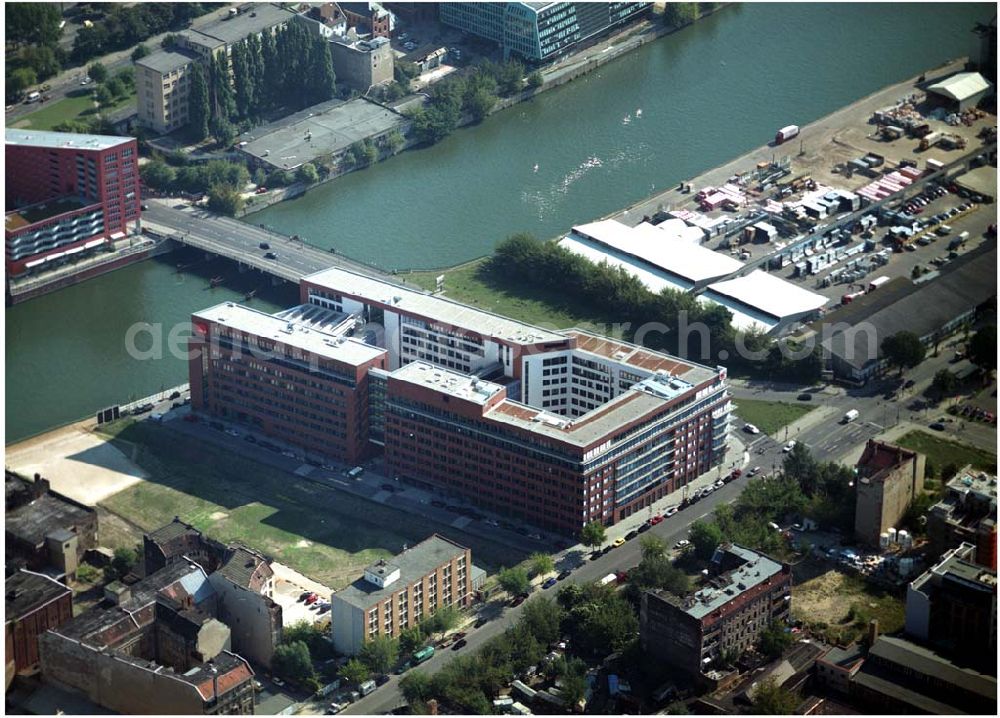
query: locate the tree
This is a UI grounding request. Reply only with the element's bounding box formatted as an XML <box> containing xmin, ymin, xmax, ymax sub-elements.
<box><xmin>968</xmin><ymin>325</ymin><xmax>997</xmax><ymax>378</ymax></box>
<box><xmin>88</xmin><ymin>61</ymin><xmax>109</xmax><ymax>84</ymax></box>
<box><xmin>759</xmin><ymin>621</ymin><xmax>793</xmax><ymax>659</ymax></box>
<box><xmin>270</xmin><ymin>169</ymin><xmax>293</xmax><ymax>187</ymax></box>
<box><xmin>207</xmin><ymin>185</ymin><xmax>244</xmax><ymax>217</ymax></box>
<box><xmin>386</xmin><ymin>129</ymin><xmax>405</xmax><ymax>155</ymax></box>
<box><xmin>399</xmin><ymin>626</ymin><xmax>425</xmax><ymax>655</ymax></box>
<box><xmin>131</xmin><ymin>43</ymin><xmax>151</xmax><ymax>62</ymax></box>
<box><xmin>296</xmin><ymin>162</ymin><xmax>320</xmax><ymax>184</ymax></box>
<box><xmin>111</xmin><ymin>547</ymin><xmax>137</xmax><ymax>577</ymax></box>
<box><xmin>422</xmin><ymin>605</ymin><xmax>459</xmax><ymax>636</ymax></box>
<box><xmin>19</xmin><ymin>45</ymin><xmax>61</xmax><ymax>80</ymax></box>
<box><xmin>881</xmin><ymin>331</ymin><xmax>925</xmax><ymax>375</ymax></box>
<box><xmin>783</xmin><ymin>441</ymin><xmax>820</xmax><ymax>496</ymax></box>
<box><xmin>338</xmin><ymin>657</ymin><xmax>370</xmax><ymax>687</ymax></box>
<box><xmin>8</xmin><ymin>67</ymin><xmax>38</xmax><ymax>101</ymax></box>
<box><xmin>95</xmin><ymin>84</ymin><xmax>115</xmax><ymax>109</ymax></box>
<box><xmin>640</xmin><ymin>534</ymin><xmax>667</xmax><ymax>561</ymax></box>
<box><xmin>689</xmin><ymin>519</ymin><xmax>723</xmax><ymax>560</ymax></box>
<box><xmin>580</xmin><ymin>520</ymin><xmax>606</xmax><ymax>550</ymax></box>
<box><xmin>76</xmin><ymin>563</ymin><xmax>100</xmax><ymax>583</ymax></box>
<box><xmin>931</xmin><ymin>368</ymin><xmax>960</xmax><ymax>399</ymax></box>
<box><xmin>527</xmin><ymin>71</ymin><xmax>543</xmax><ymax>89</ymax></box>
<box><xmin>498</xmin><ymin>566</ymin><xmax>530</xmax><ymax>596</ymax></box>
<box><xmin>520</xmin><ymin>597</ymin><xmax>563</xmax><ymax>646</ymax></box>
<box><xmin>528</xmin><ymin>552</ymin><xmax>555</xmax><ymax>578</ymax></box>
<box><xmin>187</xmin><ymin>62</ymin><xmax>210</xmax><ymax>141</ymax></box>
<box><xmin>360</xmin><ymin>635</ymin><xmax>398</xmax><ymax>675</ymax></box>
<box><xmin>209</xmin><ymin>116</ymin><xmax>236</xmax><ymax>147</ymax></box>
<box><xmin>752</xmin><ymin>677</ymin><xmax>799</xmax><ymax>714</ymax></box>
<box><xmin>273</xmin><ymin>641</ymin><xmax>316</xmax><ymax>686</ymax></box>
<box><xmin>106</xmin><ymin>76</ymin><xmax>127</xmax><ymax>99</ymax></box>
<box><xmin>663</xmin><ymin>3</ymin><xmax>699</xmax><ymax>27</ymax></box>
<box><xmin>465</xmin><ymin>86</ymin><xmax>497</xmax><ymax>121</ymax></box>
<box><xmin>6</xmin><ymin>3</ymin><xmax>63</xmax><ymax>48</ymax></box>
<box><xmin>399</xmin><ymin>670</ymin><xmax>432</xmax><ymax>709</ymax></box>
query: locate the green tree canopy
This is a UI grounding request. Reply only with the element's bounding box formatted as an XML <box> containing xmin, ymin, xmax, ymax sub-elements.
<box><xmin>6</xmin><ymin>3</ymin><xmax>63</xmax><ymax>48</ymax></box>
<box><xmin>969</xmin><ymin>325</ymin><xmax>997</xmax><ymax>376</ymax></box>
<box><xmin>399</xmin><ymin>670</ymin><xmax>432</xmax><ymax>709</ymax></box>
<box><xmin>273</xmin><ymin>641</ymin><xmax>316</xmax><ymax>686</ymax></box>
<box><xmin>399</xmin><ymin>625</ymin><xmax>425</xmax><ymax>655</ymax></box>
<box><xmin>752</xmin><ymin>677</ymin><xmax>799</xmax><ymax>714</ymax></box>
<box><xmin>580</xmin><ymin>520</ymin><xmax>606</xmax><ymax>549</ymax></box>
<box><xmin>528</xmin><ymin>552</ymin><xmax>555</xmax><ymax>578</ymax></box>
<box><xmin>88</xmin><ymin>61</ymin><xmax>109</xmax><ymax>84</ymax></box>
<box><xmin>519</xmin><ymin>597</ymin><xmax>563</xmax><ymax>646</ymax></box>
<box><xmin>498</xmin><ymin>566</ymin><xmax>531</xmax><ymax>596</ymax></box>
<box><xmin>664</xmin><ymin>2</ymin><xmax>699</xmax><ymax>27</ymax></box>
<box><xmin>296</xmin><ymin>162</ymin><xmax>320</xmax><ymax>184</ymax></box>
<box><xmin>187</xmin><ymin>62</ymin><xmax>210</xmax><ymax>141</ymax></box>
<box><xmin>207</xmin><ymin>185</ymin><xmax>244</xmax><ymax>217</ymax></box>
<box><xmin>689</xmin><ymin>519</ymin><xmax>723</xmax><ymax>560</ymax></box>
<box><xmin>131</xmin><ymin>43</ymin><xmax>151</xmax><ymax>62</ymax></box>
<box><xmin>360</xmin><ymin>635</ymin><xmax>398</xmax><ymax>675</ymax></box>
<box><xmin>882</xmin><ymin>331</ymin><xmax>926</xmax><ymax>374</ymax></box>
<box><xmin>931</xmin><ymin>368</ymin><xmax>960</xmax><ymax>398</ymax></box>
<box><xmin>759</xmin><ymin>621</ymin><xmax>793</xmax><ymax>659</ymax></box>
<box><xmin>338</xmin><ymin>657</ymin><xmax>370</xmax><ymax>687</ymax></box>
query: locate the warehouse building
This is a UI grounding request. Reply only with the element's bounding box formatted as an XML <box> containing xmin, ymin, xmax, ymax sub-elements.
<box><xmin>821</xmin><ymin>242</ymin><xmax>997</xmax><ymax>383</ymax></box>
<box><xmin>926</xmin><ymin>71</ymin><xmax>993</xmax><ymax>112</ymax></box>
<box><xmin>698</xmin><ymin>269</ymin><xmax>830</xmax><ymax>335</ymax></box>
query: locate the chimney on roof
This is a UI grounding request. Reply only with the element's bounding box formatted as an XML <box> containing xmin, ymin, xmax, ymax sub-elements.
<box><xmin>32</xmin><ymin>474</ymin><xmax>50</xmax><ymax>498</ymax></box>
<box><xmin>867</xmin><ymin>618</ymin><xmax>879</xmax><ymax>646</ymax></box>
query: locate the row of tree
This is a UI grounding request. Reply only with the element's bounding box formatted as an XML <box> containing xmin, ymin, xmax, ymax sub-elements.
<box><xmin>189</xmin><ymin>21</ymin><xmax>336</xmax><ymax>144</ymax></box>
<box><xmin>71</xmin><ymin>3</ymin><xmax>212</xmax><ymax>64</ymax></box>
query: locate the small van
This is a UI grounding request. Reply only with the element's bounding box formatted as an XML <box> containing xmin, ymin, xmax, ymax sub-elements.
<box><xmin>842</xmin><ymin>409</ymin><xmax>859</xmax><ymax>423</ymax></box>
<box><xmin>935</xmin><ymin>224</ymin><xmax>952</xmax><ymax>236</ymax></box>
<box><xmin>25</xmin><ymin>91</ymin><xmax>41</xmax><ymax>104</ymax></box>
<box><xmin>359</xmin><ymin>680</ymin><xmax>376</xmax><ymax>697</ymax></box>
<box><xmin>347</xmin><ymin>466</ymin><xmax>364</xmax><ymax>480</ymax></box>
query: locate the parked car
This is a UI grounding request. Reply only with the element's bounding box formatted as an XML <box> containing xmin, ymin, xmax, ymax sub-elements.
<box><xmin>649</xmin><ymin>515</ymin><xmax>664</xmax><ymax>526</ymax></box>
<box><xmin>451</xmin><ymin>639</ymin><xmax>468</xmax><ymax>651</ymax></box>
<box><xmin>748</xmin><ymin>466</ymin><xmax>761</xmax><ymax>477</ymax></box>
<box><xmin>612</xmin><ymin>537</ymin><xmax>626</xmax><ymax>548</ymax></box>
<box><xmin>783</xmin><ymin>440</ymin><xmax>797</xmax><ymax>452</ymax></box>
<box><xmin>305</xmin><ymin>593</ymin><xmax>319</xmax><ymax>605</ymax></box>
<box><xmin>929</xmin><ymin>422</ymin><xmax>946</xmax><ymax>431</ymax></box>
<box><xmin>624</xmin><ymin>530</ymin><xmax>639</xmax><ymax>541</ymax></box>
<box><xmin>557</xmin><ymin>570</ymin><xmax>571</xmax><ymax>581</ymax></box>
<box><xmin>797</xmin><ymin>392</ymin><xmax>812</xmax><ymax>401</ymax></box>
<box><xmin>259</xmin><ymin>241</ymin><xmax>270</xmax><ymax>250</ymax></box>
<box><xmin>673</xmin><ymin>539</ymin><xmax>690</xmax><ymax>550</ymax></box>
<box><xmin>744</xmin><ymin>423</ymin><xmax>760</xmax><ymax>434</ymax></box>
<box><xmin>542</xmin><ymin>577</ymin><xmax>558</xmax><ymax>589</ymax></box>
<box><xmin>265</xmin><ymin>251</ymin><xmax>277</xmax><ymax>259</ymax></box>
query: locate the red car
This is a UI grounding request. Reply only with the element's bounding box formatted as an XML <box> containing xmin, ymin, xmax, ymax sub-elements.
<box><xmin>305</xmin><ymin>593</ymin><xmax>319</xmax><ymax>605</ymax></box>
<box><xmin>649</xmin><ymin>515</ymin><xmax>664</xmax><ymax>526</ymax></box>
<box><xmin>729</xmin><ymin>468</ymin><xmax>742</xmax><ymax>480</ymax></box>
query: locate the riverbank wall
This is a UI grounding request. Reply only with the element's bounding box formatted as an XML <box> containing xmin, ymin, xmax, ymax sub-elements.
<box><xmin>239</xmin><ymin>6</ymin><xmax>732</xmax><ymax>218</ymax></box>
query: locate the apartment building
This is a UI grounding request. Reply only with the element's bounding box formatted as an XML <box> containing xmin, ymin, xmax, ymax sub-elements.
<box><xmin>926</xmin><ymin>466</ymin><xmax>997</xmax><ymax>569</ymax></box>
<box><xmin>328</xmin><ymin>35</ymin><xmax>394</xmax><ymax>91</ymax></box>
<box><xmin>440</xmin><ymin>2</ymin><xmax>650</xmax><ymax>62</ymax></box>
<box><xmin>5</xmin><ymin>570</ymin><xmax>73</xmax><ymax>682</ymax></box>
<box><xmin>854</xmin><ymin>440</ymin><xmax>925</xmax><ymax>547</ymax></box>
<box><xmin>189</xmin><ymin>301</ymin><xmax>389</xmax><ymax>464</ymax></box>
<box><xmin>5</xmin><ymin>130</ymin><xmax>139</xmax><ymax>277</ymax></box>
<box><xmin>331</xmin><ymin>535</ymin><xmax>472</xmax><ymax>655</ymax></box>
<box><xmin>640</xmin><ymin>544</ymin><xmax>792</xmax><ymax>676</ymax></box>
<box><xmin>191</xmin><ymin>267</ymin><xmax>731</xmax><ymax>533</ymax></box>
<box><xmin>135</xmin><ymin>3</ymin><xmax>295</xmax><ymax>134</ymax></box>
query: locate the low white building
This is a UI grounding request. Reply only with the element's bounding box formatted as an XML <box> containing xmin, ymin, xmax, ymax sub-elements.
<box><xmin>699</xmin><ymin>270</ymin><xmax>829</xmax><ymax>335</ymax></box>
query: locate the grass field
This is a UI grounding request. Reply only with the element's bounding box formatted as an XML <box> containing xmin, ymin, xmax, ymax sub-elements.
<box><xmin>896</xmin><ymin>430</ymin><xmax>997</xmax><ymax>472</ymax></box>
<box><xmin>733</xmin><ymin>398</ymin><xmax>816</xmax><ymax>435</ymax></box>
<box><xmin>405</xmin><ymin>261</ymin><xmax>615</xmax><ymax>334</ymax></box>
<box><xmin>97</xmin><ymin>420</ymin><xmax>524</xmax><ymax>587</ymax></box>
<box><xmin>12</xmin><ymin>87</ymin><xmax>135</xmax><ymax>131</ymax></box>
<box><xmin>792</xmin><ymin>567</ymin><xmax>904</xmax><ymax>645</ymax></box>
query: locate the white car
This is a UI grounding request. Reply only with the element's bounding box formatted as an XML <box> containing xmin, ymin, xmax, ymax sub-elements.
<box><xmin>714</xmin><ymin>479</ymin><xmax>725</xmax><ymax>490</ymax></box>
<box><xmin>665</xmin><ymin>506</ymin><xmax>678</xmax><ymax>517</ymax></box>
<box><xmin>673</xmin><ymin>539</ymin><xmax>690</xmax><ymax>550</ymax></box>
<box><xmin>744</xmin><ymin>423</ymin><xmax>760</xmax><ymax>435</ymax></box>
<box><xmin>748</xmin><ymin>466</ymin><xmax>761</xmax><ymax>477</ymax></box>
<box><xmin>281</xmin><ymin>449</ymin><xmax>297</xmax><ymax>458</ymax></box>
<box><xmin>783</xmin><ymin>440</ymin><xmax>797</xmax><ymax>452</ymax></box>
<box><xmin>224</xmin><ymin>428</ymin><xmax>239</xmax><ymax>437</ymax></box>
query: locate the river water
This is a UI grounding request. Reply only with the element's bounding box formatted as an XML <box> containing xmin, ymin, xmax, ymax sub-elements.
<box><xmin>6</xmin><ymin>2</ymin><xmax>991</xmax><ymax>442</ymax></box>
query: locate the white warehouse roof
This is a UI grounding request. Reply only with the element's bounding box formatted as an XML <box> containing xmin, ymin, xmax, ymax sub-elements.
<box><xmin>927</xmin><ymin>72</ymin><xmax>992</xmax><ymax>102</ymax></box>
<box><xmin>558</xmin><ymin>234</ymin><xmax>690</xmax><ymax>294</ymax></box>
<box><xmin>701</xmin><ymin>270</ymin><xmax>829</xmax><ymax>331</ymax></box>
<box><xmin>571</xmin><ymin>219</ymin><xmax>743</xmax><ymax>286</ymax></box>
<box><xmin>652</xmin><ymin>218</ymin><xmax>706</xmax><ymax>244</ymax></box>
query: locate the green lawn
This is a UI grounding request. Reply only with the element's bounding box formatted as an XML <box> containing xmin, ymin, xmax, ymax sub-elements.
<box><xmin>404</xmin><ymin>260</ymin><xmax>617</xmax><ymax>334</ymax></box>
<box><xmin>733</xmin><ymin>398</ymin><xmax>816</xmax><ymax>435</ymax></box>
<box><xmin>896</xmin><ymin>430</ymin><xmax>997</xmax><ymax>472</ymax></box>
<box><xmin>13</xmin><ymin>87</ymin><xmax>135</xmax><ymax>131</ymax></box>
<box><xmin>97</xmin><ymin>420</ymin><xmax>523</xmax><ymax>588</ymax></box>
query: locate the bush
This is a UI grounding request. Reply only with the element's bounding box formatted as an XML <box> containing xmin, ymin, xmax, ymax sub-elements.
<box><xmin>88</xmin><ymin>61</ymin><xmax>108</xmax><ymax>83</ymax></box>
<box><xmin>207</xmin><ymin>185</ymin><xmax>244</xmax><ymax>216</ymax></box>
<box><xmin>76</xmin><ymin>563</ymin><xmax>100</xmax><ymax>583</ymax></box>
<box><xmin>296</xmin><ymin>162</ymin><xmax>320</xmax><ymax>184</ymax></box>
<box><xmin>527</xmin><ymin>71</ymin><xmax>543</xmax><ymax>89</ymax></box>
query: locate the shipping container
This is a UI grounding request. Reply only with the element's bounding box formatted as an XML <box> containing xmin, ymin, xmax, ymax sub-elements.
<box><xmin>775</xmin><ymin>125</ymin><xmax>800</xmax><ymax>144</ymax></box>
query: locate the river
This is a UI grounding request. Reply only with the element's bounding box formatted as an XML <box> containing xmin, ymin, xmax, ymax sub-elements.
<box><xmin>5</xmin><ymin>2</ymin><xmax>992</xmax><ymax>443</ymax></box>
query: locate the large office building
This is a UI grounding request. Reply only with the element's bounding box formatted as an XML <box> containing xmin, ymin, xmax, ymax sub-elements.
<box><xmin>640</xmin><ymin>544</ymin><xmax>792</xmax><ymax>676</ymax></box>
<box><xmin>5</xmin><ymin>130</ymin><xmax>139</xmax><ymax>277</ymax></box>
<box><xmin>331</xmin><ymin>535</ymin><xmax>472</xmax><ymax>655</ymax></box>
<box><xmin>190</xmin><ymin>267</ymin><xmax>731</xmax><ymax>534</ymax></box>
<box><xmin>136</xmin><ymin>3</ymin><xmax>295</xmax><ymax>134</ymax></box>
<box><xmin>440</xmin><ymin>2</ymin><xmax>650</xmax><ymax>62</ymax></box>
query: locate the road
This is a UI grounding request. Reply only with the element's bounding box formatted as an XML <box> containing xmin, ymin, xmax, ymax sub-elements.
<box><xmin>141</xmin><ymin>200</ymin><xmax>410</xmax><ymax>285</ymax></box>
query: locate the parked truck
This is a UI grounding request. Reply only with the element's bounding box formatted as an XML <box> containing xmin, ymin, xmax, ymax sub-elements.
<box><xmin>919</xmin><ymin>132</ymin><xmax>942</xmax><ymax>151</ymax></box>
<box><xmin>599</xmin><ymin>573</ymin><xmax>618</xmax><ymax>587</ymax></box>
<box><xmin>775</xmin><ymin>125</ymin><xmax>800</xmax><ymax>145</ymax></box>
<box><xmin>842</xmin><ymin>409</ymin><xmax>860</xmax><ymax>424</ymax></box>
<box><xmin>867</xmin><ymin>276</ymin><xmax>890</xmax><ymax>292</ymax></box>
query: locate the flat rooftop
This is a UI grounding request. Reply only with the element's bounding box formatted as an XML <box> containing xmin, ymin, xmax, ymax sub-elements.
<box><xmin>5</xmin><ymin>569</ymin><xmax>71</xmax><ymax>621</ymax></box>
<box><xmin>571</xmin><ymin>219</ymin><xmax>744</xmax><ymax>285</ymax></box>
<box><xmin>135</xmin><ymin>47</ymin><xmax>197</xmax><ymax>74</ymax></box>
<box><xmin>565</xmin><ymin>329</ymin><xmax>716</xmax><ymax>385</ymax></box>
<box><xmin>391</xmin><ymin>361</ymin><xmax>505</xmax><ymax>405</ymax></box>
<box><xmin>672</xmin><ymin>544</ymin><xmax>785</xmax><ymax>621</ymax></box>
<box><xmin>947</xmin><ymin>467</ymin><xmax>997</xmax><ymax>502</ymax></box>
<box><xmin>5</xmin><ymin>196</ymin><xmax>91</xmax><ymax>231</ymax></box>
<box><xmin>334</xmin><ymin>535</ymin><xmax>467</xmax><ymax>610</ymax></box>
<box><xmin>194</xmin><ymin>3</ymin><xmax>295</xmax><ymax>46</ymax></box>
<box><xmin>558</xmin><ymin>233</ymin><xmax>695</xmax><ymax>295</ymax></box>
<box><xmin>304</xmin><ymin>266</ymin><xmax>567</xmax><ymax>345</ymax></box>
<box><xmin>6</xmin><ymin>492</ymin><xmax>93</xmax><ymax>548</ymax></box>
<box><xmin>703</xmin><ymin>270</ymin><xmax>830</xmax><ymax>322</ymax></box>
<box><xmin>5</xmin><ymin>128</ymin><xmax>133</xmax><ymax>152</ymax></box>
<box><xmin>239</xmin><ymin>98</ymin><xmax>406</xmax><ymax>170</ymax></box>
<box><xmin>194</xmin><ymin>302</ymin><xmax>386</xmax><ymax>367</ymax></box>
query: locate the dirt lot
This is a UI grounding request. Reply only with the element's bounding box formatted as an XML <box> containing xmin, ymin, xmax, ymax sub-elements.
<box><xmin>792</xmin><ymin>563</ymin><xmax>905</xmax><ymax>644</ymax></box>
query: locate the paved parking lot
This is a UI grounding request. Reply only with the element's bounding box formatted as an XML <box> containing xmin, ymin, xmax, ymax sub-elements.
<box><xmin>272</xmin><ymin>562</ymin><xmax>334</xmax><ymax>628</ymax></box>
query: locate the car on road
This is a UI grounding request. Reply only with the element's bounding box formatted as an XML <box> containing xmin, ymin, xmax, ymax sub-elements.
<box><xmin>624</xmin><ymin>530</ymin><xmax>639</xmax><ymax>541</ymax></box>
<box><xmin>169</xmin><ymin>390</ymin><xmax>181</xmax><ymax>399</ymax></box>
<box><xmin>140</xmin><ymin>203</ymin><xmax>149</xmax><ymax>211</ymax></box>
<box><xmin>299</xmin><ymin>591</ymin><xmax>312</xmax><ymax>601</ymax></box>
<box><xmin>929</xmin><ymin>422</ymin><xmax>946</xmax><ymax>431</ymax></box>
<box><xmin>265</xmin><ymin>251</ymin><xmax>277</xmax><ymax>259</ymax></box>
<box><xmin>748</xmin><ymin>466</ymin><xmax>761</xmax><ymax>477</ymax></box>
<box><xmin>474</xmin><ymin>617</ymin><xmax>488</xmax><ymax>628</ymax></box>
<box><xmin>451</xmin><ymin>639</ymin><xmax>468</xmax><ymax>651</ymax></box>
<box><xmin>665</xmin><ymin>506</ymin><xmax>679</xmax><ymax>517</ymax></box>
<box><xmin>259</xmin><ymin>242</ymin><xmax>270</xmax><ymax>250</ymax></box>
<box><xmin>272</xmin><ymin>677</ymin><xmax>286</xmax><ymax>688</ymax></box>
<box><xmin>590</xmin><ymin>551</ymin><xmax>602</xmax><ymax>561</ymax></box>
<box><xmin>744</xmin><ymin>423</ymin><xmax>760</xmax><ymax>434</ymax></box>
<box><xmin>510</xmin><ymin>595</ymin><xmax>526</xmax><ymax>607</ymax></box>
<box><xmin>318</xmin><ymin>603</ymin><xmax>331</xmax><ymax>614</ymax></box>
<box><xmin>674</xmin><ymin>539</ymin><xmax>690</xmax><ymax>550</ymax></box>
<box><xmin>542</xmin><ymin>577</ymin><xmax>558</xmax><ymax>589</ymax></box>
<box><xmin>282</xmin><ymin>449</ymin><xmax>297</xmax><ymax>458</ymax></box>
<box><xmin>224</xmin><ymin>428</ymin><xmax>239</xmax><ymax>437</ymax></box>
<box><xmin>649</xmin><ymin>515</ymin><xmax>664</xmax><ymax>526</ymax></box>
<box><xmin>714</xmin><ymin>479</ymin><xmax>725</xmax><ymax>490</ymax></box>
<box><xmin>255</xmin><ymin>186</ymin><xmax>268</xmax><ymax>194</ymax></box>
<box><xmin>612</xmin><ymin>537</ymin><xmax>626</xmax><ymax>548</ymax></box>
<box><xmin>903</xmin><ymin>379</ymin><xmax>915</xmax><ymax>388</ymax></box>
<box><xmin>557</xmin><ymin>570</ymin><xmax>571</xmax><ymax>581</ymax></box>
<box><xmin>305</xmin><ymin>593</ymin><xmax>319</xmax><ymax>605</ymax></box>
<box><xmin>783</xmin><ymin>440</ymin><xmax>797</xmax><ymax>452</ymax></box>
<box><xmin>394</xmin><ymin>662</ymin><xmax>412</xmax><ymax>675</ymax></box>
<box><xmin>797</xmin><ymin>393</ymin><xmax>812</xmax><ymax>401</ymax></box>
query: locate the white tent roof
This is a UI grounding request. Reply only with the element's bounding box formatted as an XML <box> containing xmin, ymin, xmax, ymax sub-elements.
<box><xmin>572</xmin><ymin>219</ymin><xmax>742</xmax><ymax>284</ymax></box>
<box><xmin>927</xmin><ymin>72</ymin><xmax>993</xmax><ymax>102</ymax></box>
<box><xmin>558</xmin><ymin>234</ymin><xmax>690</xmax><ymax>294</ymax></box>
<box><xmin>703</xmin><ymin>270</ymin><xmax>829</xmax><ymax>321</ymax></box>
<box><xmin>651</xmin><ymin>219</ymin><xmax>706</xmax><ymax>244</ymax></box>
